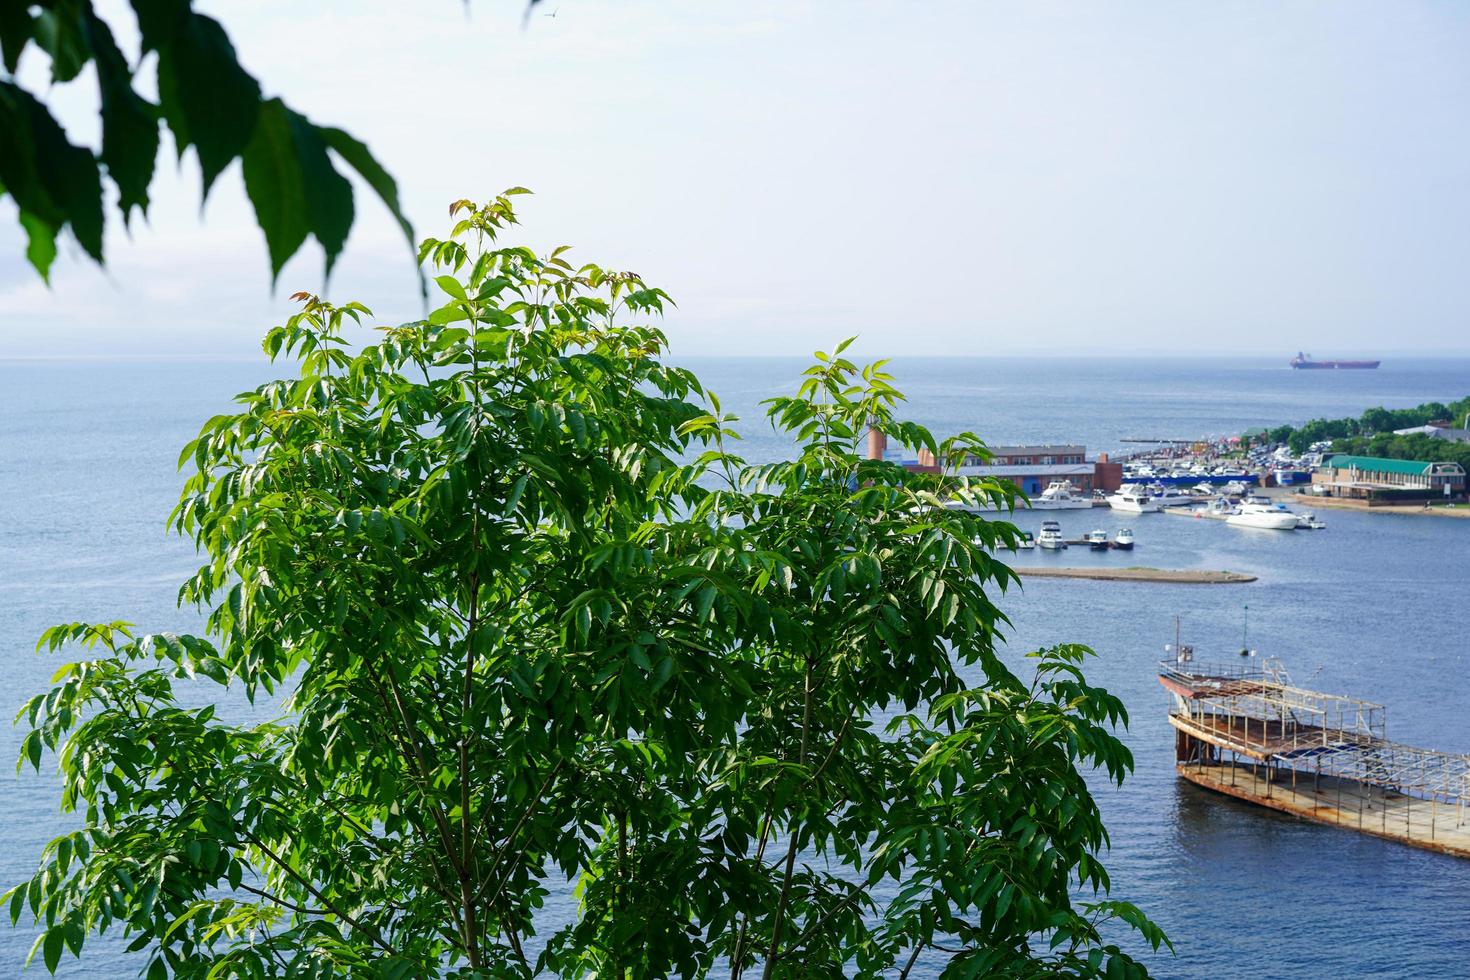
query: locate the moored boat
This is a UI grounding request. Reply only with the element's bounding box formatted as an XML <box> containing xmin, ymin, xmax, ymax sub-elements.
<box><xmin>1108</xmin><ymin>488</ymin><xmax>1163</xmax><ymax>513</ymax></box>
<box><xmin>1112</xmin><ymin>528</ymin><xmax>1135</xmax><ymax>550</ymax></box>
<box><xmin>1087</xmin><ymin>529</ymin><xmax>1109</xmax><ymax>550</ymax></box>
<box><xmin>1227</xmin><ymin>499</ymin><xmax>1298</xmax><ymax>530</ymax></box>
<box><xmin>1031</xmin><ymin>480</ymin><xmax>1095</xmax><ymax>510</ymax></box>
<box><xmin>1150</xmin><ymin>485</ymin><xmax>1196</xmax><ymax>508</ymax></box>
<box><xmin>1037</xmin><ymin>520</ymin><xmax>1066</xmax><ymax>550</ymax></box>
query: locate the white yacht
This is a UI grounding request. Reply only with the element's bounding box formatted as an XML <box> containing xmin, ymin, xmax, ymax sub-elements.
<box><xmin>1030</xmin><ymin>480</ymin><xmax>1094</xmax><ymax>510</ymax></box>
<box><xmin>1107</xmin><ymin>487</ymin><xmax>1163</xmax><ymax>513</ymax></box>
<box><xmin>1037</xmin><ymin>520</ymin><xmax>1066</xmax><ymax>549</ymax></box>
<box><xmin>1295</xmin><ymin>512</ymin><xmax>1326</xmax><ymax>530</ymax></box>
<box><xmin>1112</xmin><ymin>527</ymin><xmax>1135</xmax><ymax>550</ymax></box>
<box><xmin>1087</xmin><ymin>529</ymin><xmax>1109</xmax><ymax>550</ymax></box>
<box><xmin>1017</xmin><ymin>531</ymin><xmax>1037</xmax><ymax>549</ymax></box>
<box><xmin>1151</xmin><ymin>486</ymin><xmax>1196</xmax><ymax>508</ymax></box>
<box><xmin>1227</xmin><ymin>499</ymin><xmax>1298</xmax><ymax>530</ymax></box>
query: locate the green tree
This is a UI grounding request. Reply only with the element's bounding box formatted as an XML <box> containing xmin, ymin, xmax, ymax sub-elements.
<box><xmin>8</xmin><ymin>195</ymin><xmax>1164</xmax><ymax>977</ymax></box>
<box><xmin>1</xmin><ymin>0</ymin><xmax>414</xmax><ymax>283</ymax></box>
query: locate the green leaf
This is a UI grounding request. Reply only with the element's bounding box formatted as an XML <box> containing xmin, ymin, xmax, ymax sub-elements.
<box><xmin>155</xmin><ymin>12</ymin><xmax>261</xmax><ymax>197</ymax></box>
<box><xmin>18</xmin><ymin>211</ymin><xmax>56</xmax><ymax>283</ymax></box>
<box><xmin>0</xmin><ymin>82</ymin><xmax>105</xmax><ymax>263</ymax></box>
<box><xmin>320</xmin><ymin>125</ymin><xmax>419</xmax><ymax>292</ymax></box>
<box><xmin>434</xmin><ymin>275</ymin><xmax>467</xmax><ymax>301</ymax></box>
<box><xmin>0</xmin><ymin>3</ymin><xmax>31</xmax><ymax>74</ymax></box>
<box><xmin>241</xmin><ymin>98</ymin><xmax>308</xmax><ymax>284</ymax></box>
<box><xmin>287</xmin><ymin>109</ymin><xmax>354</xmax><ymax>278</ymax></box>
<box><xmin>129</xmin><ymin>0</ymin><xmax>189</xmax><ymax>52</ymax></box>
<box><xmin>33</xmin><ymin>2</ymin><xmax>90</xmax><ymax>83</ymax></box>
<box><xmin>83</xmin><ymin>10</ymin><xmax>159</xmax><ymax>221</ymax></box>
<box><xmin>43</xmin><ymin>925</ymin><xmax>62</xmax><ymax>973</ymax></box>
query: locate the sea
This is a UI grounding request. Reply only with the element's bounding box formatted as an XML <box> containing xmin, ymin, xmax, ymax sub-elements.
<box><xmin>3</xmin><ymin>354</ymin><xmax>1469</xmax><ymax>977</ymax></box>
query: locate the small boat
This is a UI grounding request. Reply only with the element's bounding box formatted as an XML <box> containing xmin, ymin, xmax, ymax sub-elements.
<box><xmin>1038</xmin><ymin>520</ymin><xmax>1067</xmax><ymax>550</ymax></box>
<box><xmin>1108</xmin><ymin>488</ymin><xmax>1163</xmax><ymax>513</ymax></box>
<box><xmin>1222</xmin><ymin>480</ymin><xmax>1248</xmax><ymax>497</ymax></box>
<box><xmin>1192</xmin><ymin>482</ymin><xmax>1216</xmax><ymax>496</ymax></box>
<box><xmin>1017</xmin><ymin>531</ymin><xmax>1036</xmax><ymax>549</ymax></box>
<box><xmin>1087</xmin><ymin>529</ymin><xmax>1109</xmax><ymax>550</ymax></box>
<box><xmin>1112</xmin><ymin>528</ymin><xmax>1135</xmax><ymax>550</ymax></box>
<box><xmin>1295</xmin><ymin>512</ymin><xmax>1326</xmax><ymax>530</ymax></box>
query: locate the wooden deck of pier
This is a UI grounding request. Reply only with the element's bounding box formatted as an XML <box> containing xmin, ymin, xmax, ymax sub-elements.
<box><xmin>1167</xmin><ymin>713</ymin><xmax>1375</xmax><ymax>762</ymax></box>
<box><xmin>1181</xmin><ymin>762</ymin><xmax>1470</xmax><ymax>858</ymax></box>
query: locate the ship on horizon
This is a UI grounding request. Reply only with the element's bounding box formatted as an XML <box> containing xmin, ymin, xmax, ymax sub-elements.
<box><xmin>1290</xmin><ymin>351</ymin><xmax>1380</xmax><ymax>370</ymax></box>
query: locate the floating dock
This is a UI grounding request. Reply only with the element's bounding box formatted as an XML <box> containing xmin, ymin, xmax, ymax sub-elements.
<box><xmin>1017</xmin><ymin>567</ymin><xmax>1254</xmax><ymax>584</ymax></box>
<box><xmin>1159</xmin><ymin>657</ymin><xmax>1470</xmax><ymax>858</ymax></box>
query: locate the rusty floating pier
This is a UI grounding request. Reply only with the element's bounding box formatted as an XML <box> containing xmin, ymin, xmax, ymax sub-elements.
<box><xmin>1159</xmin><ymin>656</ymin><xmax>1470</xmax><ymax>858</ymax></box>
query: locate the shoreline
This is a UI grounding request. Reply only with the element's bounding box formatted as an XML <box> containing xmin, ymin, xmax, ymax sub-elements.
<box><xmin>1289</xmin><ymin>493</ymin><xmax>1470</xmax><ymax>518</ymax></box>
<box><xmin>1014</xmin><ymin>566</ymin><xmax>1256</xmax><ymax>584</ymax></box>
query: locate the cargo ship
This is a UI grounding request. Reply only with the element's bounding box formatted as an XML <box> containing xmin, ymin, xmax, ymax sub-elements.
<box><xmin>1290</xmin><ymin>352</ymin><xmax>1380</xmax><ymax>370</ymax></box>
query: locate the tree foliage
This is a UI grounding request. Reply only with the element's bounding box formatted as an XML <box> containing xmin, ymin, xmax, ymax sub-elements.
<box><xmin>9</xmin><ymin>194</ymin><xmax>1164</xmax><ymax>978</ymax></box>
<box><xmin>0</xmin><ymin>1</ymin><xmax>414</xmax><ymax>284</ymax></box>
<box><xmin>1262</xmin><ymin>395</ymin><xmax>1470</xmax><ymax>456</ymax></box>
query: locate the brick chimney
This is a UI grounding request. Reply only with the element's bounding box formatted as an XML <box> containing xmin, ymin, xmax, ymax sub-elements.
<box><xmin>867</xmin><ymin>424</ymin><xmax>887</xmax><ymax>461</ymax></box>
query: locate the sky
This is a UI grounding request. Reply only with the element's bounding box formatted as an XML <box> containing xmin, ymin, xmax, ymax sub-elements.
<box><xmin>2</xmin><ymin>0</ymin><xmax>1469</xmax><ymax>359</ymax></box>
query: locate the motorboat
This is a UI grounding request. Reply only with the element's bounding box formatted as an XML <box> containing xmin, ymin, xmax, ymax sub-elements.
<box><xmin>1087</xmin><ymin>529</ymin><xmax>1109</xmax><ymax>550</ymax></box>
<box><xmin>1222</xmin><ymin>480</ymin><xmax>1249</xmax><ymax>497</ymax></box>
<box><xmin>1030</xmin><ymin>480</ymin><xmax>1094</xmax><ymax>510</ymax></box>
<box><xmin>1192</xmin><ymin>482</ymin><xmax>1216</xmax><ymax>496</ymax></box>
<box><xmin>1295</xmin><ymin>512</ymin><xmax>1326</xmax><ymax>530</ymax></box>
<box><xmin>1037</xmin><ymin>520</ymin><xmax>1066</xmax><ymax>550</ymax></box>
<box><xmin>1227</xmin><ymin>499</ymin><xmax>1299</xmax><ymax>530</ymax></box>
<box><xmin>1112</xmin><ymin>528</ymin><xmax>1135</xmax><ymax>550</ymax></box>
<box><xmin>1108</xmin><ymin>487</ymin><xmax>1163</xmax><ymax>513</ymax></box>
<box><xmin>1017</xmin><ymin>531</ymin><xmax>1036</xmax><ymax>549</ymax></box>
<box><xmin>1151</xmin><ymin>486</ymin><xmax>1196</xmax><ymax>508</ymax></box>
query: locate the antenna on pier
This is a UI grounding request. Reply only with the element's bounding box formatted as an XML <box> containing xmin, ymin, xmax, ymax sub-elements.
<box><xmin>1164</xmin><ymin>615</ymin><xmax>1192</xmax><ymax>663</ymax></box>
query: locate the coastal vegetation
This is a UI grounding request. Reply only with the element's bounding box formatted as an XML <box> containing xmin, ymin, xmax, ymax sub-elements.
<box><xmin>0</xmin><ymin>1</ymin><xmax>414</xmax><ymax>283</ymax></box>
<box><xmin>6</xmin><ymin>196</ymin><xmax>1166</xmax><ymax>977</ymax></box>
<box><xmin>1264</xmin><ymin>395</ymin><xmax>1470</xmax><ymax>464</ymax></box>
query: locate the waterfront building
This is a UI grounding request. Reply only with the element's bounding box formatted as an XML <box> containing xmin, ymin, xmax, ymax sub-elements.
<box><xmin>1312</xmin><ymin>454</ymin><xmax>1466</xmax><ymax>502</ymax></box>
<box><xmin>865</xmin><ymin>434</ymin><xmax>1123</xmax><ymax>494</ymax></box>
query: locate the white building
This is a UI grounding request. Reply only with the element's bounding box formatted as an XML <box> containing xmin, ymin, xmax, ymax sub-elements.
<box><xmin>1391</xmin><ymin>425</ymin><xmax>1470</xmax><ymax>444</ymax></box>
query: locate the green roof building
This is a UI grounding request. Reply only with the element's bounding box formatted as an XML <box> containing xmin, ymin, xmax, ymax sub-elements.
<box><xmin>1315</xmin><ymin>454</ymin><xmax>1465</xmax><ymax>501</ymax></box>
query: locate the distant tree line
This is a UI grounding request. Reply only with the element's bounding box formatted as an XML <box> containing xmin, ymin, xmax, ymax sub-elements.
<box><xmin>1262</xmin><ymin>396</ymin><xmax>1470</xmax><ymax>456</ymax></box>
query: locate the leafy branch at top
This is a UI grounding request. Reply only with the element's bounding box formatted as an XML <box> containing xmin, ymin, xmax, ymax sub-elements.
<box><xmin>0</xmin><ymin>1</ymin><xmax>416</xmax><ymax>288</ymax></box>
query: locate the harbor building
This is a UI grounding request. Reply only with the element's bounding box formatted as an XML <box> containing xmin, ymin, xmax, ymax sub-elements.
<box><xmin>1311</xmin><ymin>454</ymin><xmax>1466</xmax><ymax>503</ymax></box>
<box><xmin>903</xmin><ymin>442</ymin><xmax>1122</xmax><ymax>495</ymax></box>
<box><xmin>864</xmin><ymin>433</ymin><xmax>1123</xmax><ymax>495</ymax></box>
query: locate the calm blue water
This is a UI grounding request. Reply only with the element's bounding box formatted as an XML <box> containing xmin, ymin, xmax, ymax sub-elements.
<box><xmin>3</xmin><ymin>355</ymin><xmax>1469</xmax><ymax>976</ymax></box>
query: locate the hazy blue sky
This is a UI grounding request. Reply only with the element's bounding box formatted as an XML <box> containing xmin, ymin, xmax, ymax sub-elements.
<box><xmin>2</xmin><ymin>0</ymin><xmax>1468</xmax><ymax>358</ymax></box>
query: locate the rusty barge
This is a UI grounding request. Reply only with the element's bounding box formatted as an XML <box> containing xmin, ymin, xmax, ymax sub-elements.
<box><xmin>1159</xmin><ymin>653</ymin><xmax>1470</xmax><ymax>858</ymax></box>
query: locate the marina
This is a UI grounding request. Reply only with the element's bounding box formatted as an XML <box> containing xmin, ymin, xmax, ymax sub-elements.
<box><xmin>1159</xmin><ymin>654</ymin><xmax>1470</xmax><ymax>858</ymax></box>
